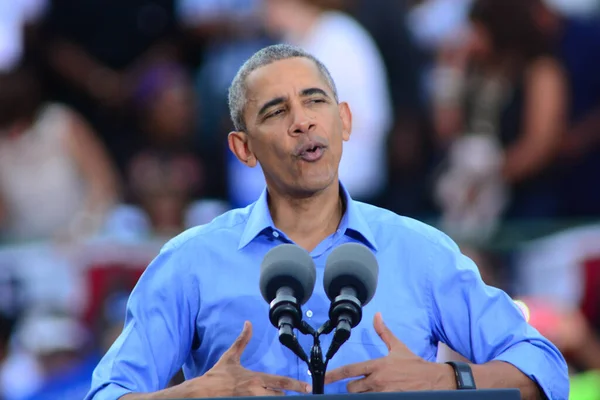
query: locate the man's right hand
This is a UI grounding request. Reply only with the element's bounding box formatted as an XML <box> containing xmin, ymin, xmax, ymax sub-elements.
<box><xmin>121</xmin><ymin>321</ymin><xmax>311</xmax><ymax>399</ymax></box>
<box><xmin>189</xmin><ymin>321</ymin><xmax>311</xmax><ymax>397</ymax></box>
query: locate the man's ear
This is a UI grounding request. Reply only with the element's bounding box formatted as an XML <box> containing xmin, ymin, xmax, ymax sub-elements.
<box><xmin>338</xmin><ymin>102</ymin><xmax>352</xmax><ymax>142</ymax></box>
<box><xmin>228</xmin><ymin>131</ymin><xmax>257</xmax><ymax>167</ymax></box>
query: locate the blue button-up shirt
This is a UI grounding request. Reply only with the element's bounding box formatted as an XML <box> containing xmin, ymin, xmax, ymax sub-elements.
<box><xmin>86</xmin><ymin>185</ymin><xmax>569</xmax><ymax>399</ymax></box>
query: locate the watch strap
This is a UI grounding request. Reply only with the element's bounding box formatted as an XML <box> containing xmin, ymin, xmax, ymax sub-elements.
<box><xmin>446</xmin><ymin>361</ymin><xmax>477</xmax><ymax>389</ymax></box>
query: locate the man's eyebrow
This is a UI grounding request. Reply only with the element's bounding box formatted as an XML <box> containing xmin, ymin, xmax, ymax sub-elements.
<box><xmin>257</xmin><ymin>96</ymin><xmax>287</xmax><ymax>118</ymax></box>
<box><xmin>256</xmin><ymin>87</ymin><xmax>330</xmax><ymax>118</ymax></box>
<box><xmin>300</xmin><ymin>87</ymin><xmax>330</xmax><ymax>98</ymax></box>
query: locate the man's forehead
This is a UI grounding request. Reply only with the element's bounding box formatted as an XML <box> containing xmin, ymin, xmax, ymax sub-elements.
<box><xmin>245</xmin><ymin>57</ymin><xmax>332</xmax><ymax>102</ymax></box>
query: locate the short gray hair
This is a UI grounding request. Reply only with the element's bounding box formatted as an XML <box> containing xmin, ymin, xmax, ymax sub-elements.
<box><xmin>228</xmin><ymin>44</ymin><xmax>338</xmax><ymax>132</ymax></box>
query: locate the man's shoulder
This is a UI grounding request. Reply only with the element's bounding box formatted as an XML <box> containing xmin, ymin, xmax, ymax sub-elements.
<box><xmin>355</xmin><ymin>201</ymin><xmax>459</xmax><ymax>252</ymax></box>
<box><xmin>161</xmin><ymin>205</ymin><xmax>253</xmax><ymax>252</ymax></box>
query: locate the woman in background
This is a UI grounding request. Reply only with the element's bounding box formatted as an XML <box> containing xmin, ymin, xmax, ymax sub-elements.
<box><xmin>433</xmin><ymin>0</ymin><xmax>568</xmax><ymax>239</ymax></box>
<box><xmin>0</xmin><ymin>67</ymin><xmax>119</xmax><ymax>243</ymax></box>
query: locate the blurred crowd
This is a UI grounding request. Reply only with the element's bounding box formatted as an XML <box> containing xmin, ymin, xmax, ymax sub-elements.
<box><xmin>0</xmin><ymin>0</ymin><xmax>599</xmax><ymax>398</ymax></box>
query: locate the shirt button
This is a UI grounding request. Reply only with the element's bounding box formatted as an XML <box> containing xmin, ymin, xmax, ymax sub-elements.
<box><xmin>272</xmin><ymin>231</ymin><xmax>280</xmax><ymax>238</ymax></box>
<box><xmin>306</xmin><ymin>310</ymin><xmax>313</xmax><ymax>318</ymax></box>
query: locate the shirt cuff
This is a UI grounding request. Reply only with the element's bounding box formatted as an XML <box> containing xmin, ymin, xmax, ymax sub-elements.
<box><xmin>85</xmin><ymin>383</ymin><xmax>132</xmax><ymax>400</ymax></box>
<box><xmin>493</xmin><ymin>340</ymin><xmax>569</xmax><ymax>400</ymax></box>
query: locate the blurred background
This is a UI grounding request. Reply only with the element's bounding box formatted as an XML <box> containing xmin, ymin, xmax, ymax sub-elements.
<box><xmin>0</xmin><ymin>0</ymin><xmax>599</xmax><ymax>398</ymax></box>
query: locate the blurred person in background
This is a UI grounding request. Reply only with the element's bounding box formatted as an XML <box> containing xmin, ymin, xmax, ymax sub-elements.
<box><xmin>432</xmin><ymin>0</ymin><xmax>568</xmax><ymax>241</ymax></box>
<box><xmin>345</xmin><ymin>0</ymin><xmax>433</xmax><ymax>217</ymax></box>
<box><xmin>175</xmin><ymin>0</ymin><xmax>270</xmax><ymax>202</ymax></box>
<box><xmin>0</xmin><ymin>313</ymin><xmax>16</xmax><ymax>400</ymax></box>
<box><xmin>0</xmin><ymin>67</ymin><xmax>119</xmax><ymax>243</ymax></box>
<box><xmin>229</xmin><ymin>0</ymin><xmax>392</xmax><ymax>206</ymax></box>
<box><xmin>0</xmin><ymin>267</ymin><xmax>37</xmax><ymax>400</ymax></box>
<box><xmin>13</xmin><ymin>311</ymin><xmax>96</xmax><ymax>400</ymax></box>
<box><xmin>104</xmin><ymin>61</ymin><xmax>228</xmax><ymax>240</ymax></box>
<box><xmin>524</xmin><ymin>0</ymin><xmax>600</xmax><ymax>218</ymax></box>
<box><xmin>127</xmin><ymin>62</ymin><xmax>205</xmax><ymax>238</ymax></box>
<box><xmin>42</xmin><ymin>0</ymin><xmax>181</xmax><ymax>175</ymax></box>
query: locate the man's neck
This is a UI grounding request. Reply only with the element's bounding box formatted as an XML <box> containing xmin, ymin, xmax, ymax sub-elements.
<box><xmin>268</xmin><ymin>182</ymin><xmax>343</xmax><ymax>252</ymax></box>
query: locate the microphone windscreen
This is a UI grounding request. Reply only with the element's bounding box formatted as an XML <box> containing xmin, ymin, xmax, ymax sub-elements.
<box><xmin>260</xmin><ymin>244</ymin><xmax>316</xmax><ymax>305</ymax></box>
<box><xmin>324</xmin><ymin>243</ymin><xmax>379</xmax><ymax>305</ymax></box>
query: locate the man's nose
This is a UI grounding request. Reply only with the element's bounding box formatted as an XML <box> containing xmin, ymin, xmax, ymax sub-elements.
<box><xmin>288</xmin><ymin>108</ymin><xmax>315</xmax><ymax>136</ymax></box>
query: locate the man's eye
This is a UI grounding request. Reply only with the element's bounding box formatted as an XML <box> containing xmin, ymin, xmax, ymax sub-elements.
<box><xmin>267</xmin><ymin>109</ymin><xmax>285</xmax><ymax>119</ymax></box>
<box><xmin>310</xmin><ymin>98</ymin><xmax>326</xmax><ymax>103</ymax></box>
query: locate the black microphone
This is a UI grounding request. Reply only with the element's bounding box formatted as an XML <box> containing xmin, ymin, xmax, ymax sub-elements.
<box><xmin>323</xmin><ymin>243</ymin><xmax>379</xmax><ymax>360</ymax></box>
<box><xmin>260</xmin><ymin>244</ymin><xmax>316</xmax><ymax>362</ymax></box>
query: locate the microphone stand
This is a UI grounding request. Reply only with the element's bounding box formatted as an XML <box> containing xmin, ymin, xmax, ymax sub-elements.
<box><xmin>279</xmin><ymin>320</ymin><xmax>342</xmax><ymax>395</ymax></box>
<box><xmin>270</xmin><ymin>291</ymin><xmax>361</xmax><ymax>394</ymax></box>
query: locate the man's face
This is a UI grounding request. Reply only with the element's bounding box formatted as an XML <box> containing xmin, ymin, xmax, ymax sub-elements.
<box><xmin>228</xmin><ymin>57</ymin><xmax>351</xmax><ymax>197</ymax></box>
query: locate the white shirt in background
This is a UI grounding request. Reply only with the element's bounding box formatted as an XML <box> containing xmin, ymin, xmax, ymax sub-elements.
<box><xmin>295</xmin><ymin>11</ymin><xmax>393</xmax><ymax>201</ymax></box>
<box><xmin>0</xmin><ymin>104</ymin><xmax>86</xmax><ymax>242</ymax></box>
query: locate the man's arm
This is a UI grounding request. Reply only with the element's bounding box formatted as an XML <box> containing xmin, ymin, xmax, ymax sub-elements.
<box><xmin>470</xmin><ymin>361</ymin><xmax>545</xmax><ymax>399</ymax></box>
<box><xmin>85</xmin><ymin>240</ymin><xmax>200</xmax><ymax>400</ymax></box>
<box><xmin>119</xmin><ymin>384</ymin><xmax>206</xmax><ymax>400</ymax></box>
<box><xmin>438</xmin><ymin>348</ymin><xmax>543</xmax><ymax>398</ymax></box>
<box><xmin>118</xmin><ymin>320</ymin><xmax>312</xmax><ymax>399</ymax></box>
<box><xmin>427</xmin><ymin>237</ymin><xmax>569</xmax><ymax>400</ymax></box>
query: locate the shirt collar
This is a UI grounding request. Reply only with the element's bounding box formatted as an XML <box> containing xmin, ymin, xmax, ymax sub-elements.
<box><xmin>238</xmin><ymin>183</ymin><xmax>378</xmax><ymax>251</ymax></box>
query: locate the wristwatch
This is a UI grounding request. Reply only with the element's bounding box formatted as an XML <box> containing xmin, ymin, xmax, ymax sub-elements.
<box><xmin>446</xmin><ymin>361</ymin><xmax>477</xmax><ymax>390</ymax></box>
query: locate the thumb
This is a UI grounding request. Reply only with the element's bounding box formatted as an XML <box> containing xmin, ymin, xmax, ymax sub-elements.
<box><xmin>373</xmin><ymin>312</ymin><xmax>404</xmax><ymax>352</ymax></box>
<box><xmin>219</xmin><ymin>321</ymin><xmax>252</xmax><ymax>364</ymax></box>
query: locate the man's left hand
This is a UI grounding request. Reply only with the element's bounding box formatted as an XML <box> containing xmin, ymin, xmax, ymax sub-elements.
<box><xmin>324</xmin><ymin>312</ymin><xmax>456</xmax><ymax>393</ymax></box>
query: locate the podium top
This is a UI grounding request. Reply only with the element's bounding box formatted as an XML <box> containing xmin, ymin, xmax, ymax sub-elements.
<box><xmin>169</xmin><ymin>389</ymin><xmax>521</xmax><ymax>399</ymax></box>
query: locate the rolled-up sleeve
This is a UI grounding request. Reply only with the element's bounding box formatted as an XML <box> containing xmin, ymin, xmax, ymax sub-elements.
<box><xmin>85</xmin><ymin>240</ymin><xmax>200</xmax><ymax>400</ymax></box>
<box><xmin>427</xmin><ymin>235</ymin><xmax>569</xmax><ymax>399</ymax></box>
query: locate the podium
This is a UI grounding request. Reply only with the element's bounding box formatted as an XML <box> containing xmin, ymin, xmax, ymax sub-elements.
<box><xmin>173</xmin><ymin>389</ymin><xmax>521</xmax><ymax>399</ymax></box>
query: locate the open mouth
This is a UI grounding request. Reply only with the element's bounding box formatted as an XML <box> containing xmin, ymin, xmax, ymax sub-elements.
<box><xmin>300</xmin><ymin>145</ymin><xmax>325</xmax><ymax>162</ymax></box>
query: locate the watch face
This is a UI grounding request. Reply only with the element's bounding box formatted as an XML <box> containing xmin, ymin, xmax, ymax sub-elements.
<box><xmin>460</xmin><ymin>370</ymin><xmax>476</xmax><ymax>389</ymax></box>
<box><xmin>449</xmin><ymin>362</ymin><xmax>477</xmax><ymax>389</ymax></box>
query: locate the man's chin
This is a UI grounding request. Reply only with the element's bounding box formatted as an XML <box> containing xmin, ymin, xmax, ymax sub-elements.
<box><xmin>292</xmin><ymin>176</ymin><xmax>337</xmax><ymax>197</ymax></box>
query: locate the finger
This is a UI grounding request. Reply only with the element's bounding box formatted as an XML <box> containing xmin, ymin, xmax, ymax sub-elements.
<box><xmin>256</xmin><ymin>387</ymin><xmax>286</xmax><ymax>396</ymax></box>
<box><xmin>324</xmin><ymin>360</ymin><xmax>375</xmax><ymax>384</ymax></box>
<box><xmin>219</xmin><ymin>321</ymin><xmax>252</xmax><ymax>364</ymax></box>
<box><xmin>259</xmin><ymin>373</ymin><xmax>311</xmax><ymax>393</ymax></box>
<box><xmin>373</xmin><ymin>312</ymin><xmax>402</xmax><ymax>352</ymax></box>
<box><xmin>346</xmin><ymin>375</ymin><xmax>376</xmax><ymax>393</ymax></box>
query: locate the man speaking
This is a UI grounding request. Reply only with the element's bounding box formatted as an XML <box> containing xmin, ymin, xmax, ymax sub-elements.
<box><xmin>85</xmin><ymin>44</ymin><xmax>568</xmax><ymax>400</ymax></box>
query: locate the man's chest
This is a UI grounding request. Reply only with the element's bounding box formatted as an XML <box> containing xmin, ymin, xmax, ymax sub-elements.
<box><xmin>189</xmin><ymin>258</ymin><xmax>438</xmax><ymax>386</ymax></box>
